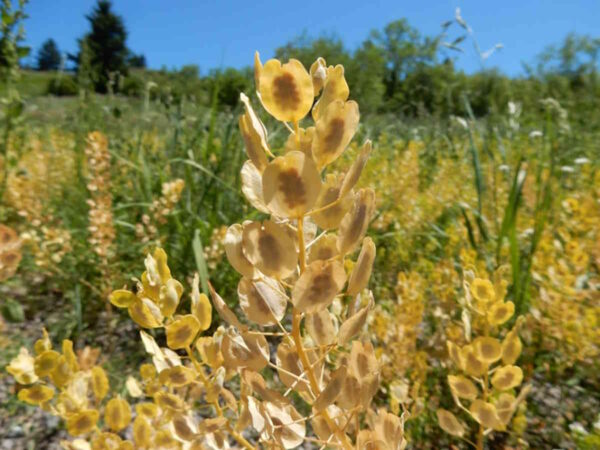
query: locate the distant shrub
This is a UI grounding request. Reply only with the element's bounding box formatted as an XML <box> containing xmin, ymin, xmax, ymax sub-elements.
<box><xmin>46</xmin><ymin>75</ymin><xmax>78</xmax><ymax>96</ymax></box>
<box><xmin>121</xmin><ymin>73</ymin><xmax>144</xmax><ymax>97</ymax></box>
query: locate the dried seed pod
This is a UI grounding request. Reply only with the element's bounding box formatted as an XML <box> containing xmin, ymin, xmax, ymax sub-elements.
<box><xmin>242</xmin><ymin>220</ymin><xmax>298</xmax><ymax>279</ymax></box>
<box><xmin>209</xmin><ymin>283</ymin><xmax>247</xmax><ymax>331</ymax></box>
<box><xmin>264</xmin><ymin>401</ymin><xmax>306</xmax><ymax>449</ymax></box>
<box><xmin>312</xmin><ymin>65</ymin><xmax>350</xmax><ymax>121</ymax></box>
<box><xmin>501</xmin><ymin>329</ymin><xmax>522</xmax><ymax>365</ymax></box>
<box><xmin>104</xmin><ymin>397</ymin><xmax>131</xmax><ymax>432</ymax></box>
<box><xmin>238</xmin><ymin>276</ymin><xmax>287</xmax><ymax>326</ymax></box>
<box><xmin>347</xmin><ymin>237</ymin><xmax>376</xmax><ymax>296</ymax></box>
<box><xmin>436</xmin><ymin>409</ymin><xmax>465</xmax><ymax>437</ymax></box>
<box><xmin>491</xmin><ymin>365</ymin><xmax>523</xmax><ymax>391</ymax></box>
<box><xmin>225</xmin><ymin>223</ymin><xmax>258</xmax><ymax>279</ymax></box>
<box><xmin>488</xmin><ymin>301</ymin><xmax>515</xmax><ymax>326</ymax></box>
<box><xmin>241</xmin><ymin>161</ymin><xmax>270</xmax><ymax>214</ymax></box>
<box><xmin>221</xmin><ymin>329</ymin><xmax>269</xmax><ymax>371</ymax></box>
<box><xmin>461</xmin><ymin>344</ymin><xmax>488</xmax><ymax>377</ymax></box>
<box><xmin>307</xmin><ymin>233</ymin><xmax>339</xmax><ymax>263</ymax></box>
<box><xmin>159</xmin><ymin>278</ymin><xmax>183</xmax><ymax>317</ymax></box>
<box><xmin>337</xmin><ymin>372</ymin><xmax>361</xmax><ymax>409</ymax></box>
<box><xmin>256</xmin><ymin>57</ymin><xmax>314</xmax><ymax>123</ymax></box>
<box><xmin>312</xmin><ymin>100</ymin><xmax>359</xmax><ymax>167</ymax></box>
<box><xmin>239</xmin><ymin>93</ymin><xmax>269</xmax><ymax>172</ymax></box>
<box><xmin>311</xmin><ymin>173</ymin><xmax>353</xmax><ymax>229</ymax></box>
<box><xmin>313</xmin><ymin>366</ymin><xmax>347</xmax><ymax>411</ymax></box>
<box><xmin>305</xmin><ymin>308</ymin><xmax>337</xmax><ymax>346</ymax></box>
<box><xmin>165</xmin><ymin>315</ymin><xmax>201</xmax><ymax>350</ymax></box>
<box><xmin>291</xmin><ymin>259</ymin><xmax>347</xmax><ymax>314</ymax></box>
<box><xmin>473</xmin><ymin>336</ymin><xmax>502</xmax><ymax>364</ymax></box>
<box><xmin>262</xmin><ymin>151</ymin><xmax>322</xmax><ymax>218</ymax></box>
<box><xmin>448</xmin><ymin>375</ymin><xmax>478</xmax><ymax>400</ymax></box>
<box><xmin>190</xmin><ymin>274</ymin><xmax>212</xmax><ymax>331</ymax></box>
<box><xmin>276</xmin><ymin>342</ymin><xmax>310</xmax><ymax>393</ymax></box>
<box><xmin>128</xmin><ymin>297</ymin><xmax>163</xmax><ymax>329</ymax></box>
<box><xmin>340</xmin><ymin>139</ymin><xmax>372</xmax><ymax>199</ymax></box>
<box><xmin>338</xmin><ymin>297</ymin><xmax>372</xmax><ymax>345</ymax></box>
<box><xmin>284</xmin><ymin>126</ymin><xmax>315</xmax><ymax>157</ymax></box>
<box><xmin>469</xmin><ymin>400</ymin><xmax>505</xmax><ymax>430</ymax></box>
<box><xmin>171</xmin><ymin>414</ymin><xmax>199</xmax><ymax>441</ymax></box>
<box><xmin>309</xmin><ymin>57</ymin><xmax>327</xmax><ymax>96</ymax></box>
<box><xmin>337</xmin><ymin>188</ymin><xmax>375</xmax><ymax>255</ymax></box>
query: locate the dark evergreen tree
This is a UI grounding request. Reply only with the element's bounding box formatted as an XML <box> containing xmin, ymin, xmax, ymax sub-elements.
<box><xmin>36</xmin><ymin>38</ymin><xmax>61</xmax><ymax>71</ymax></box>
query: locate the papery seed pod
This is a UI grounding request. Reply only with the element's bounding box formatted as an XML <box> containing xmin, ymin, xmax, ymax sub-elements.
<box><xmin>347</xmin><ymin>237</ymin><xmax>376</xmax><ymax>296</ymax></box>
<box><xmin>67</xmin><ymin>409</ymin><xmax>99</xmax><ymax>436</ymax></box>
<box><xmin>307</xmin><ymin>233</ymin><xmax>339</xmax><ymax>263</ymax></box>
<box><xmin>104</xmin><ymin>397</ymin><xmax>131</xmax><ymax>432</ymax></box>
<box><xmin>312</xmin><ymin>65</ymin><xmax>350</xmax><ymax>122</ymax></box>
<box><xmin>496</xmin><ymin>393</ymin><xmax>516</xmax><ymax>424</ymax></box>
<box><xmin>309</xmin><ymin>57</ymin><xmax>327</xmax><ymax>96</ymax></box>
<box><xmin>340</xmin><ymin>140</ymin><xmax>372</xmax><ymax>197</ymax></box>
<box><xmin>224</xmin><ymin>223</ymin><xmax>258</xmax><ymax>279</ymax></box>
<box><xmin>165</xmin><ymin>315</ymin><xmax>201</xmax><ymax>350</ymax></box>
<box><xmin>373</xmin><ymin>410</ymin><xmax>405</xmax><ymax>449</ymax></box>
<box><xmin>256</xmin><ymin>57</ymin><xmax>314</xmax><ymax>123</ymax></box>
<box><xmin>305</xmin><ymin>308</ymin><xmax>337</xmax><ymax>346</ymax></box>
<box><xmin>276</xmin><ymin>342</ymin><xmax>310</xmax><ymax>393</ymax></box>
<box><xmin>159</xmin><ymin>278</ymin><xmax>183</xmax><ymax>317</ymax></box>
<box><xmin>349</xmin><ymin>340</ymin><xmax>378</xmax><ymax>382</ymax></box>
<box><xmin>221</xmin><ymin>329</ymin><xmax>269</xmax><ymax>371</ymax></box>
<box><xmin>209</xmin><ymin>283</ymin><xmax>247</xmax><ymax>331</ymax></box>
<box><xmin>242</xmin><ymin>220</ymin><xmax>298</xmax><ymax>279</ymax></box>
<box><xmin>461</xmin><ymin>344</ymin><xmax>488</xmax><ymax>377</ymax></box>
<box><xmin>501</xmin><ymin>329</ymin><xmax>522</xmax><ymax>365</ymax></box>
<box><xmin>34</xmin><ymin>350</ymin><xmax>60</xmax><ymax>377</ymax></box>
<box><xmin>311</xmin><ymin>173</ymin><xmax>353</xmax><ymax>230</ymax></box>
<box><xmin>491</xmin><ymin>365</ymin><xmax>523</xmax><ymax>391</ymax></box>
<box><xmin>91</xmin><ymin>366</ymin><xmax>109</xmax><ymax>401</ymax></box>
<box><xmin>190</xmin><ymin>274</ymin><xmax>212</xmax><ymax>331</ymax></box>
<box><xmin>109</xmin><ymin>290</ymin><xmax>136</xmax><ymax>308</ymax></box>
<box><xmin>154</xmin><ymin>391</ymin><xmax>186</xmax><ymax>412</ymax></box>
<box><xmin>17</xmin><ymin>385</ymin><xmax>54</xmax><ymax>405</ymax></box>
<box><xmin>196</xmin><ymin>336</ymin><xmax>224</xmax><ymax>369</ymax></box>
<box><xmin>159</xmin><ymin>366</ymin><xmax>196</xmax><ymax>387</ymax></box>
<box><xmin>338</xmin><ymin>297</ymin><xmax>372</xmax><ymax>345</ymax></box>
<box><xmin>311</xmin><ymin>405</ymin><xmax>344</xmax><ymax>443</ymax></box>
<box><xmin>337</xmin><ymin>188</ymin><xmax>375</xmax><ymax>255</ymax></box>
<box><xmin>291</xmin><ymin>259</ymin><xmax>347</xmax><ymax>314</ymax></box>
<box><xmin>447</xmin><ymin>341</ymin><xmax>464</xmax><ymax>370</ymax></box>
<box><xmin>262</xmin><ymin>151</ymin><xmax>322</xmax><ymax>218</ymax></box>
<box><xmin>312</xmin><ymin>100</ymin><xmax>359</xmax><ymax>167</ymax></box>
<box><xmin>239</xmin><ymin>93</ymin><xmax>269</xmax><ymax>172</ymax></box>
<box><xmin>337</xmin><ymin>372</ymin><xmax>361</xmax><ymax>409</ymax></box>
<box><xmin>254</xmin><ymin>51</ymin><xmax>263</xmax><ymax>91</ymax></box>
<box><xmin>436</xmin><ymin>409</ymin><xmax>465</xmax><ymax>437</ymax></box>
<box><xmin>488</xmin><ymin>301</ymin><xmax>515</xmax><ymax>326</ymax></box>
<box><xmin>128</xmin><ymin>297</ymin><xmax>163</xmax><ymax>329</ymax></box>
<box><xmin>264</xmin><ymin>401</ymin><xmax>306</xmax><ymax>449</ymax></box>
<box><xmin>241</xmin><ymin>370</ymin><xmax>286</xmax><ymax>404</ymax></box>
<box><xmin>469</xmin><ymin>399</ymin><xmax>505</xmax><ymax>430</ymax></box>
<box><xmin>240</xmin><ymin>161</ymin><xmax>270</xmax><ymax>214</ymax></box>
<box><xmin>246</xmin><ymin>395</ymin><xmax>269</xmax><ymax>434</ymax></box>
<box><xmin>313</xmin><ymin>366</ymin><xmax>347</xmax><ymax>411</ymax></box>
<box><xmin>171</xmin><ymin>414</ymin><xmax>199</xmax><ymax>441</ymax></box>
<box><xmin>238</xmin><ymin>276</ymin><xmax>288</xmax><ymax>326</ymax></box>
<box><xmin>448</xmin><ymin>375</ymin><xmax>478</xmax><ymax>400</ymax></box>
<box><xmin>473</xmin><ymin>336</ymin><xmax>502</xmax><ymax>364</ymax></box>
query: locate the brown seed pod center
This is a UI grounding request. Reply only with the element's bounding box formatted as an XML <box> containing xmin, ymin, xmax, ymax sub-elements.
<box><xmin>258</xmin><ymin>234</ymin><xmax>281</xmax><ymax>269</ymax></box>
<box><xmin>278</xmin><ymin>168</ymin><xmax>306</xmax><ymax>209</ymax></box>
<box><xmin>324</xmin><ymin>118</ymin><xmax>345</xmax><ymax>153</ymax></box>
<box><xmin>273</xmin><ymin>73</ymin><xmax>300</xmax><ymax>112</ymax></box>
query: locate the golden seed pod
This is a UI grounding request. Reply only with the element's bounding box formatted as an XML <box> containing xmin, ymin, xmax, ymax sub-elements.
<box><xmin>33</xmin><ymin>350</ymin><xmax>60</xmax><ymax>377</ymax></box>
<box><xmin>340</xmin><ymin>140</ymin><xmax>372</xmax><ymax>197</ymax></box>
<box><xmin>239</xmin><ymin>93</ymin><xmax>270</xmax><ymax>172</ymax></box>
<box><xmin>469</xmin><ymin>400</ymin><xmax>505</xmax><ymax>431</ymax></box>
<box><xmin>347</xmin><ymin>237</ymin><xmax>376</xmax><ymax>296</ymax></box>
<box><xmin>337</xmin><ymin>188</ymin><xmax>376</xmax><ymax>255</ymax></box>
<box><xmin>436</xmin><ymin>408</ymin><xmax>465</xmax><ymax>437</ymax></box>
<box><xmin>312</xmin><ymin>65</ymin><xmax>350</xmax><ymax>121</ymax></box>
<box><xmin>242</xmin><ymin>220</ymin><xmax>298</xmax><ymax>279</ymax></box>
<box><xmin>491</xmin><ymin>365</ymin><xmax>523</xmax><ymax>391</ymax></box>
<box><xmin>91</xmin><ymin>366</ymin><xmax>109</xmax><ymax>402</ymax></box>
<box><xmin>310</xmin><ymin>173</ymin><xmax>353</xmax><ymax>230</ymax></box>
<box><xmin>263</xmin><ymin>401</ymin><xmax>306</xmax><ymax>449</ymax></box>
<box><xmin>104</xmin><ymin>396</ymin><xmax>131</xmax><ymax>432</ymax></box>
<box><xmin>159</xmin><ymin>278</ymin><xmax>183</xmax><ymax>317</ymax></box>
<box><xmin>165</xmin><ymin>315</ymin><xmax>201</xmax><ymax>349</ymax></box>
<box><xmin>276</xmin><ymin>342</ymin><xmax>310</xmax><ymax>393</ymax></box>
<box><xmin>238</xmin><ymin>277</ymin><xmax>288</xmax><ymax>326</ymax></box>
<box><xmin>224</xmin><ymin>223</ymin><xmax>258</xmax><ymax>279</ymax></box>
<box><xmin>158</xmin><ymin>366</ymin><xmax>196</xmax><ymax>387</ymax></box>
<box><xmin>128</xmin><ymin>297</ymin><xmax>163</xmax><ymax>329</ymax></box>
<box><xmin>309</xmin><ymin>57</ymin><xmax>327</xmax><ymax>96</ymax></box>
<box><xmin>307</xmin><ymin>233</ymin><xmax>339</xmax><ymax>263</ymax></box>
<box><xmin>190</xmin><ymin>276</ymin><xmax>212</xmax><ymax>331</ymax></box>
<box><xmin>447</xmin><ymin>375</ymin><xmax>478</xmax><ymax>400</ymax></box>
<box><xmin>66</xmin><ymin>409</ymin><xmax>100</xmax><ymax>436</ymax></box>
<box><xmin>313</xmin><ymin>366</ymin><xmax>347</xmax><ymax>411</ymax></box>
<box><xmin>284</xmin><ymin>126</ymin><xmax>315</xmax><ymax>156</ymax></box>
<box><xmin>305</xmin><ymin>308</ymin><xmax>337</xmax><ymax>346</ymax></box>
<box><xmin>488</xmin><ymin>301</ymin><xmax>515</xmax><ymax>326</ymax></box>
<box><xmin>17</xmin><ymin>385</ymin><xmax>55</xmax><ymax>405</ymax></box>
<box><xmin>496</xmin><ymin>393</ymin><xmax>517</xmax><ymax>424</ymax></box>
<box><xmin>291</xmin><ymin>259</ymin><xmax>347</xmax><ymax>314</ymax></box>
<box><xmin>473</xmin><ymin>336</ymin><xmax>502</xmax><ymax>364</ymax></box>
<box><xmin>461</xmin><ymin>345</ymin><xmax>488</xmax><ymax>377</ymax></box>
<box><xmin>256</xmin><ymin>56</ymin><xmax>314</xmax><ymax>123</ymax></box>
<box><xmin>262</xmin><ymin>150</ymin><xmax>322</xmax><ymax>218</ymax></box>
<box><xmin>501</xmin><ymin>329</ymin><xmax>523</xmax><ymax>365</ymax></box>
<box><xmin>221</xmin><ymin>329</ymin><xmax>269</xmax><ymax>371</ymax></box>
<box><xmin>312</xmin><ymin>100</ymin><xmax>360</xmax><ymax>168</ymax></box>
<box><xmin>470</xmin><ymin>278</ymin><xmax>496</xmax><ymax>304</ymax></box>
<box><xmin>338</xmin><ymin>298</ymin><xmax>372</xmax><ymax>345</ymax></box>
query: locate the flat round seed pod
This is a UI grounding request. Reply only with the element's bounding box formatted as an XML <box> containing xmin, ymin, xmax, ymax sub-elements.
<box><xmin>336</xmin><ymin>372</ymin><xmax>361</xmax><ymax>409</ymax></box>
<box><xmin>257</xmin><ymin>58</ymin><xmax>314</xmax><ymax>123</ymax></box>
<box><xmin>337</xmin><ymin>188</ymin><xmax>375</xmax><ymax>255</ymax></box>
<box><xmin>305</xmin><ymin>308</ymin><xmax>337</xmax><ymax>346</ymax></box>
<box><xmin>66</xmin><ymin>409</ymin><xmax>99</xmax><ymax>436</ymax></box>
<box><xmin>171</xmin><ymin>413</ymin><xmax>199</xmax><ymax>442</ymax></box>
<box><xmin>104</xmin><ymin>397</ymin><xmax>131</xmax><ymax>432</ymax></box>
<box><xmin>222</xmin><ymin>329</ymin><xmax>269</xmax><ymax>372</ymax></box>
<box><xmin>496</xmin><ymin>393</ymin><xmax>516</xmax><ymax>424</ymax></box>
<box><xmin>373</xmin><ymin>410</ymin><xmax>405</xmax><ymax>448</ymax></box>
<box><xmin>242</xmin><ymin>220</ymin><xmax>298</xmax><ymax>279</ymax></box>
<box><xmin>491</xmin><ymin>365</ymin><xmax>523</xmax><ymax>391</ymax></box>
<box><xmin>473</xmin><ymin>336</ymin><xmax>502</xmax><ymax>364</ymax></box>
<box><xmin>291</xmin><ymin>260</ymin><xmax>347</xmax><ymax>314</ymax></box>
<box><xmin>312</xmin><ymin>65</ymin><xmax>350</xmax><ymax>122</ymax></box>
<box><xmin>436</xmin><ymin>409</ymin><xmax>465</xmax><ymax>437</ymax></box>
<box><xmin>262</xmin><ymin>151</ymin><xmax>322</xmax><ymax>218</ymax></box>
<box><xmin>158</xmin><ymin>366</ymin><xmax>196</xmax><ymax>388</ymax></box>
<box><xmin>347</xmin><ymin>237</ymin><xmax>376</xmax><ymax>296</ymax></box>
<box><xmin>349</xmin><ymin>341</ymin><xmax>378</xmax><ymax>382</ymax></box>
<box><xmin>239</xmin><ymin>93</ymin><xmax>269</xmax><ymax>172</ymax></box>
<box><xmin>238</xmin><ymin>277</ymin><xmax>288</xmax><ymax>326</ymax></box>
<box><xmin>469</xmin><ymin>400</ymin><xmax>505</xmax><ymax>430</ymax></box>
<box><xmin>312</xmin><ymin>100</ymin><xmax>359</xmax><ymax>167</ymax></box>
<box><xmin>501</xmin><ymin>330</ymin><xmax>522</xmax><ymax>365</ymax></box>
<box><xmin>241</xmin><ymin>161</ymin><xmax>270</xmax><ymax>214</ymax></box>
<box><xmin>461</xmin><ymin>345</ymin><xmax>488</xmax><ymax>377</ymax></box>
<box><xmin>311</xmin><ymin>173</ymin><xmax>353</xmax><ymax>230</ymax></box>
<box><xmin>165</xmin><ymin>315</ymin><xmax>201</xmax><ymax>350</ymax></box>
<box><xmin>340</xmin><ymin>140</ymin><xmax>372</xmax><ymax>197</ymax></box>
<box><xmin>128</xmin><ymin>297</ymin><xmax>163</xmax><ymax>329</ymax></box>
<box><xmin>448</xmin><ymin>375</ymin><xmax>478</xmax><ymax>400</ymax></box>
<box><xmin>224</xmin><ymin>223</ymin><xmax>257</xmax><ymax>279</ymax></box>
<box><xmin>447</xmin><ymin>341</ymin><xmax>464</xmax><ymax>370</ymax></box>
<box><xmin>264</xmin><ymin>401</ymin><xmax>306</xmax><ymax>450</ymax></box>
<box><xmin>158</xmin><ymin>278</ymin><xmax>183</xmax><ymax>317</ymax></box>
<box><xmin>307</xmin><ymin>233</ymin><xmax>339</xmax><ymax>264</ymax></box>
<box><xmin>209</xmin><ymin>283</ymin><xmax>246</xmax><ymax>331</ymax></box>
<box><xmin>488</xmin><ymin>301</ymin><xmax>515</xmax><ymax>326</ymax></box>
<box><xmin>17</xmin><ymin>385</ymin><xmax>54</xmax><ymax>405</ymax></box>
<box><xmin>338</xmin><ymin>298</ymin><xmax>372</xmax><ymax>345</ymax></box>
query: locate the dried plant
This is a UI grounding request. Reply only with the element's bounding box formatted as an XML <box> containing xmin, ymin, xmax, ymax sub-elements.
<box><xmin>0</xmin><ymin>223</ymin><xmax>22</xmax><ymax>281</ymax></box>
<box><xmin>7</xmin><ymin>53</ymin><xmax>407</xmax><ymax>449</ymax></box>
<box><xmin>437</xmin><ymin>272</ymin><xmax>530</xmax><ymax>449</ymax></box>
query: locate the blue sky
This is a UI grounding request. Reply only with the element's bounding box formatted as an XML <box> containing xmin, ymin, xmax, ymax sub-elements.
<box><xmin>23</xmin><ymin>0</ymin><xmax>599</xmax><ymax>76</ymax></box>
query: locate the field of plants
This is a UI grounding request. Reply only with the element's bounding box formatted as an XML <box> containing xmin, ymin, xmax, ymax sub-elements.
<box><xmin>1</xmin><ymin>2</ymin><xmax>600</xmax><ymax>450</ymax></box>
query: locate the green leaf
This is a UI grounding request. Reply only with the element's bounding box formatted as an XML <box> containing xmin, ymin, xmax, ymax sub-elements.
<box><xmin>192</xmin><ymin>229</ymin><xmax>209</xmax><ymax>295</ymax></box>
